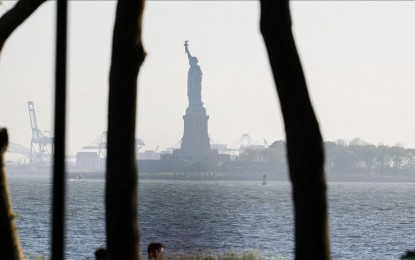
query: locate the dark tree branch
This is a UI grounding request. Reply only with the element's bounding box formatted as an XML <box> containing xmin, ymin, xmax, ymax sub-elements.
<box><xmin>0</xmin><ymin>1</ymin><xmax>46</xmax><ymax>258</ymax></box>
<box><xmin>0</xmin><ymin>129</ymin><xmax>24</xmax><ymax>259</ymax></box>
<box><xmin>51</xmin><ymin>0</ymin><xmax>68</xmax><ymax>259</ymax></box>
<box><xmin>0</xmin><ymin>0</ymin><xmax>46</xmax><ymax>53</ymax></box>
<box><xmin>106</xmin><ymin>0</ymin><xmax>146</xmax><ymax>259</ymax></box>
<box><xmin>259</xmin><ymin>1</ymin><xmax>330</xmax><ymax>259</ymax></box>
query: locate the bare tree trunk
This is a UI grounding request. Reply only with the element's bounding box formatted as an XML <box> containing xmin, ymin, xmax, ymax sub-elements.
<box><xmin>259</xmin><ymin>1</ymin><xmax>330</xmax><ymax>259</ymax></box>
<box><xmin>106</xmin><ymin>0</ymin><xmax>146</xmax><ymax>259</ymax></box>
<box><xmin>51</xmin><ymin>0</ymin><xmax>68</xmax><ymax>259</ymax></box>
<box><xmin>0</xmin><ymin>129</ymin><xmax>24</xmax><ymax>260</ymax></box>
<box><xmin>0</xmin><ymin>1</ymin><xmax>47</xmax><ymax>258</ymax></box>
<box><xmin>0</xmin><ymin>0</ymin><xmax>46</xmax><ymax>53</ymax></box>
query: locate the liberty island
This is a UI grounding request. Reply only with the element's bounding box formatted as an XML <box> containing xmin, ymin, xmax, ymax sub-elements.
<box><xmin>161</xmin><ymin>41</ymin><xmax>228</xmax><ymax>164</ymax></box>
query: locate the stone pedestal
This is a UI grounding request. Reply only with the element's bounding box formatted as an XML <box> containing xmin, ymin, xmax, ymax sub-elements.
<box><xmin>180</xmin><ymin>106</ymin><xmax>210</xmax><ymax>150</ymax></box>
<box><xmin>169</xmin><ymin>106</ymin><xmax>220</xmax><ymax>161</ymax></box>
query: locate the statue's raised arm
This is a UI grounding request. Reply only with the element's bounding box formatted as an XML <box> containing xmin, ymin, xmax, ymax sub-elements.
<box><xmin>184</xmin><ymin>40</ymin><xmax>192</xmax><ymax>61</ymax></box>
<box><xmin>183</xmin><ymin>40</ymin><xmax>203</xmax><ymax>108</ymax></box>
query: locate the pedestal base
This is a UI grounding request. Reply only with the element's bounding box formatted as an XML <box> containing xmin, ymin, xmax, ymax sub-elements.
<box><xmin>180</xmin><ymin>106</ymin><xmax>210</xmax><ymax>150</ymax></box>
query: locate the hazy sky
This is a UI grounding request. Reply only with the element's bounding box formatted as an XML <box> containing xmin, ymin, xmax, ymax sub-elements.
<box><xmin>1</xmin><ymin>1</ymin><xmax>415</xmax><ymax>157</ymax></box>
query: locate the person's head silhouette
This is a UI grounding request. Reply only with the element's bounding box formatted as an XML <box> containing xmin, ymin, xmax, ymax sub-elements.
<box><xmin>94</xmin><ymin>248</ymin><xmax>106</xmax><ymax>260</ymax></box>
<box><xmin>147</xmin><ymin>242</ymin><xmax>164</xmax><ymax>259</ymax></box>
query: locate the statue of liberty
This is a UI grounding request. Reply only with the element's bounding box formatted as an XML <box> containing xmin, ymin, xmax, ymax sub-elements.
<box><xmin>184</xmin><ymin>40</ymin><xmax>203</xmax><ymax>108</ymax></box>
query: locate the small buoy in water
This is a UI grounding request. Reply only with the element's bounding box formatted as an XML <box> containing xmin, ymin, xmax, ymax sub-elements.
<box><xmin>262</xmin><ymin>174</ymin><xmax>267</xmax><ymax>185</ymax></box>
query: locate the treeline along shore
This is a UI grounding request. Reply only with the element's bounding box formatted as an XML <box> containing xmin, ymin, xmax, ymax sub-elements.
<box><xmin>14</xmin><ymin>138</ymin><xmax>415</xmax><ymax>182</ymax></box>
<box><xmin>136</xmin><ymin>138</ymin><xmax>415</xmax><ymax>182</ymax></box>
<box><xmin>241</xmin><ymin>138</ymin><xmax>415</xmax><ymax>178</ymax></box>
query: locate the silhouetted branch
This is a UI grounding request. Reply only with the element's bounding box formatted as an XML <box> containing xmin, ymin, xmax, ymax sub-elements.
<box><xmin>0</xmin><ymin>129</ymin><xmax>24</xmax><ymax>260</ymax></box>
<box><xmin>260</xmin><ymin>1</ymin><xmax>330</xmax><ymax>259</ymax></box>
<box><xmin>0</xmin><ymin>0</ymin><xmax>46</xmax><ymax>53</ymax></box>
<box><xmin>51</xmin><ymin>0</ymin><xmax>68</xmax><ymax>259</ymax></box>
<box><xmin>106</xmin><ymin>0</ymin><xmax>146</xmax><ymax>259</ymax></box>
<box><xmin>0</xmin><ymin>0</ymin><xmax>46</xmax><ymax>258</ymax></box>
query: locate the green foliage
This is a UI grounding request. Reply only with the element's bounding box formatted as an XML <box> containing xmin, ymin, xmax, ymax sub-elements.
<box><xmin>162</xmin><ymin>250</ymin><xmax>286</xmax><ymax>260</ymax></box>
<box><xmin>327</xmin><ymin>139</ymin><xmax>415</xmax><ymax>175</ymax></box>
<box><xmin>239</xmin><ymin>138</ymin><xmax>415</xmax><ymax>176</ymax></box>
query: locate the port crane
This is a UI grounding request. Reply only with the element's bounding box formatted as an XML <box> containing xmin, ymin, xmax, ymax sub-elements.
<box><xmin>7</xmin><ymin>143</ymin><xmax>31</xmax><ymax>162</ymax></box>
<box><xmin>228</xmin><ymin>133</ymin><xmax>264</xmax><ymax>152</ymax></box>
<box><xmin>28</xmin><ymin>101</ymin><xmax>53</xmax><ymax>163</ymax></box>
<box><xmin>6</xmin><ymin>101</ymin><xmax>53</xmax><ymax>163</ymax></box>
<box><xmin>82</xmin><ymin>131</ymin><xmax>145</xmax><ymax>158</ymax></box>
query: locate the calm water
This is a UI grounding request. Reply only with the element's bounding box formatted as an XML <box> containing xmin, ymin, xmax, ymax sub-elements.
<box><xmin>7</xmin><ymin>176</ymin><xmax>415</xmax><ymax>259</ymax></box>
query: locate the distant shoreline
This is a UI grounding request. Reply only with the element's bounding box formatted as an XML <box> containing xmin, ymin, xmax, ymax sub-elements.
<box><xmin>7</xmin><ymin>169</ymin><xmax>415</xmax><ymax>183</ymax></box>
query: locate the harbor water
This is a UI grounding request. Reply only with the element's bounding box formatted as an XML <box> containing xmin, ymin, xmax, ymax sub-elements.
<box><xmin>7</xmin><ymin>176</ymin><xmax>415</xmax><ymax>259</ymax></box>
